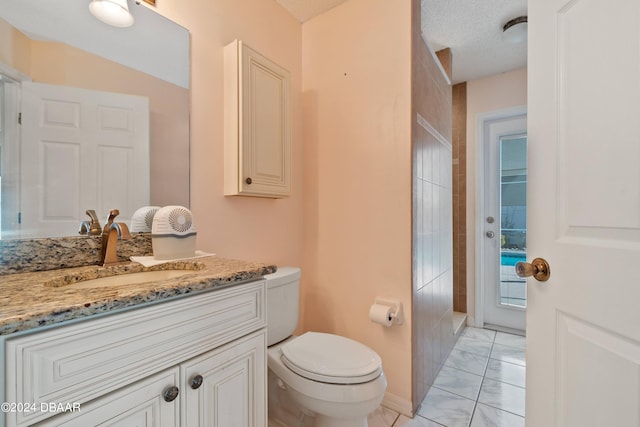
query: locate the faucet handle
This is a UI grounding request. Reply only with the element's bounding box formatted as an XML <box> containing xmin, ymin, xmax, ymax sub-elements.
<box><xmin>87</xmin><ymin>210</ymin><xmax>102</xmax><ymax>235</ymax></box>
<box><xmin>79</xmin><ymin>210</ymin><xmax>102</xmax><ymax>235</ymax></box>
<box><xmin>107</xmin><ymin>209</ymin><xmax>120</xmax><ymax>223</ymax></box>
<box><xmin>87</xmin><ymin>209</ymin><xmax>99</xmax><ymax>224</ymax></box>
<box><xmin>103</xmin><ymin>209</ymin><xmax>120</xmax><ymax>233</ymax></box>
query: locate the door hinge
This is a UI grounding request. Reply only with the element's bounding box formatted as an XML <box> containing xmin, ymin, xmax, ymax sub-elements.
<box><xmin>18</xmin><ymin>212</ymin><xmax>21</xmax><ymax>224</ymax></box>
<box><xmin>18</xmin><ymin>112</ymin><xmax>21</xmax><ymax>125</ymax></box>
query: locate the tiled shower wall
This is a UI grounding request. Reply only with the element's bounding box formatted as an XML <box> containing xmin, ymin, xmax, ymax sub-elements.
<box><xmin>452</xmin><ymin>83</ymin><xmax>467</xmax><ymax>313</ymax></box>
<box><xmin>411</xmin><ymin>0</ymin><xmax>454</xmax><ymax>411</ymax></box>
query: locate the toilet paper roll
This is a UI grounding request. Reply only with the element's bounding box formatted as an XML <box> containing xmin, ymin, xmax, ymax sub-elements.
<box><xmin>369</xmin><ymin>304</ymin><xmax>394</xmax><ymax>327</ymax></box>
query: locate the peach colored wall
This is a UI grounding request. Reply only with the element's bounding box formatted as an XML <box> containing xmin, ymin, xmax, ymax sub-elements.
<box><xmin>465</xmin><ymin>67</ymin><xmax>527</xmax><ymax>325</ymax></box>
<box><xmin>27</xmin><ymin>40</ymin><xmax>190</xmax><ymax>208</ymax></box>
<box><xmin>301</xmin><ymin>0</ymin><xmax>413</xmax><ymax>412</ymax></box>
<box><xmin>152</xmin><ymin>0</ymin><xmax>304</xmax><ymax>268</ymax></box>
<box><xmin>0</xmin><ymin>17</ymin><xmax>31</xmax><ymax>75</ymax></box>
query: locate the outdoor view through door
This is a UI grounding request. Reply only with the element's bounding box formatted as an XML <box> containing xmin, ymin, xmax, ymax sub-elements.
<box><xmin>499</xmin><ymin>135</ymin><xmax>527</xmax><ymax>307</ymax></box>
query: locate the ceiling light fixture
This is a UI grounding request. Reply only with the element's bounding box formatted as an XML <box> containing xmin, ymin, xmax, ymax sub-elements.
<box><xmin>502</xmin><ymin>16</ymin><xmax>527</xmax><ymax>44</ymax></box>
<box><xmin>89</xmin><ymin>0</ymin><xmax>134</xmax><ymax>28</ymax></box>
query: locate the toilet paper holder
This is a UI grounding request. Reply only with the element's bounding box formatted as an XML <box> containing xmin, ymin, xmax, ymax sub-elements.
<box><xmin>373</xmin><ymin>297</ymin><xmax>404</xmax><ymax>325</ymax></box>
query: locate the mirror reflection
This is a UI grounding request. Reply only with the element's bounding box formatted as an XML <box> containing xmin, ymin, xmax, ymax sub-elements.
<box><xmin>0</xmin><ymin>0</ymin><xmax>190</xmax><ymax>240</ymax></box>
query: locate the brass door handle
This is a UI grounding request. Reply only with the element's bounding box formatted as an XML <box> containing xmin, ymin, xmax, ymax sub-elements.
<box><xmin>515</xmin><ymin>257</ymin><xmax>551</xmax><ymax>282</ymax></box>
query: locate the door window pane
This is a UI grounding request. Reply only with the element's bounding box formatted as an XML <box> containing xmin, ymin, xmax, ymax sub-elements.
<box><xmin>500</xmin><ymin>136</ymin><xmax>527</xmax><ymax>307</ymax></box>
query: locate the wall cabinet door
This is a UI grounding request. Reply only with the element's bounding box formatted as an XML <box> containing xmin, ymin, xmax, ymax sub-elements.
<box><xmin>181</xmin><ymin>331</ymin><xmax>266</xmax><ymax>427</ymax></box>
<box><xmin>224</xmin><ymin>39</ymin><xmax>291</xmax><ymax>198</ymax></box>
<box><xmin>37</xmin><ymin>368</ymin><xmax>180</xmax><ymax>427</ymax></box>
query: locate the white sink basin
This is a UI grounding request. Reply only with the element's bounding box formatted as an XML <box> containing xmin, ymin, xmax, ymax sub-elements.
<box><xmin>60</xmin><ymin>270</ymin><xmax>195</xmax><ymax>289</ymax></box>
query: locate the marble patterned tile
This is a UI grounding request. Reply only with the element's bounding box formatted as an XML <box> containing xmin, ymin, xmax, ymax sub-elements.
<box><xmin>470</xmin><ymin>403</ymin><xmax>525</xmax><ymax>427</ymax></box>
<box><xmin>417</xmin><ymin>387</ymin><xmax>476</xmax><ymax>427</ymax></box>
<box><xmin>393</xmin><ymin>415</ymin><xmax>442</xmax><ymax>427</ymax></box>
<box><xmin>463</xmin><ymin>327</ymin><xmax>496</xmax><ymax>343</ymax></box>
<box><xmin>454</xmin><ymin>336</ymin><xmax>494</xmax><ymax>357</ymax></box>
<box><xmin>368</xmin><ymin>406</ymin><xmax>399</xmax><ymax>427</ymax></box>
<box><xmin>444</xmin><ymin>348</ymin><xmax>490</xmax><ymax>376</ymax></box>
<box><xmin>478</xmin><ymin>378</ymin><xmax>526</xmax><ymax>417</ymax></box>
<box><xmin>490</xmin><ymin>343</ymin><xmax>526</xmax><ymax>366</ymax></box>
<box><xmin>494</xmin><ymin>332</ymin><xmax>526</xmax><ymax>350</ymax></box>
<box><xmin>394</xmin><ymin>415</ymin><xmax>444</xmax><ymax>426</ymax></box>
<box><xmin>484</xmin><ymin>359</ymin><xmax>526</xmax><ymax>388</ymax></box>
<box><xmin>433</xmin><ymin>366</ymin><xmax>483</xmax><ymax>400</ymax></box>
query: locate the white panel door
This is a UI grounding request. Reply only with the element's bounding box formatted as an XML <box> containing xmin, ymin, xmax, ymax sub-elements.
<box><xmin>19</xmin><ymin>82</ymin><xmax>149</xmax><ymax>238</ymax></box>
<box><xmin>527</xmin><ymin>0</ymin><xmax>640</xmax><ymax>425</ymax></box>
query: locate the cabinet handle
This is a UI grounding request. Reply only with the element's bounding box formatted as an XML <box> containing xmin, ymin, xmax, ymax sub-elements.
<box><xmin>163</xmin><ymin>386</ymin><xmax>179</xmax><ymax>402</ymax></box>
<box><xmin>245</xmin><ymin>177</ymin><xmax>252</xmax><ymax>185</ymax></box>
<box><xmin>190</xmin><ymin>374</ymin><xmax>204</xmax><ymax>390</ymax></box>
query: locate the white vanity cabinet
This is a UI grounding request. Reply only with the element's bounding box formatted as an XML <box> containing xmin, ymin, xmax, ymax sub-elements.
<box><xmin>4</xmin><ymin>280</ymin><xmax>267</xmax><ymax>427</ymax></box>
<box><xmin>224</xmin><ymin>39</ymin><xmax>292</xmax><ymax>198</ymax></box>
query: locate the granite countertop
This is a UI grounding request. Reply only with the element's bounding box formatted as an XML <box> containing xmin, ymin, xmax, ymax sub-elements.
<box><xmin>0</xmin><ymin>256</ymin><xmax>276</xmax><ymax>336</ymax></box>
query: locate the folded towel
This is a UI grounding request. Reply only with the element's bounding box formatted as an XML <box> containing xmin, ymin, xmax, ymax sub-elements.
<box><xmin>130</xmin><ymin>250</ymin><xmax>215</xmax><ymax>267</ymax></box>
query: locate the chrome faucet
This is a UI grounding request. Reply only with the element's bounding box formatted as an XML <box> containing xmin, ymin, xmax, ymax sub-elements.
<box><xmin>101</xmin><ymin>209</ymin><xmax>132</xmax><ymax>267</ymax></box>
<box><xmin>79</xmin><ymin>210</ymin><xmax>102</xmax><ymax>236</ymax></box>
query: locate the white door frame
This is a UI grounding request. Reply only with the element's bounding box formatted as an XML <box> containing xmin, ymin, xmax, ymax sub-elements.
<box><xmin>474</xmin><ymin>105</ymin><xmax>527</xmax><ymax>330</ymax></box>
<box><xmin>0</xmin><ymin>63</ymin><xmax>30</xmax><ymax>238</ymax></box>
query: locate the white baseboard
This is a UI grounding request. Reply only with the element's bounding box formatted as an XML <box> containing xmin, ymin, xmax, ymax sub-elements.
<box><xmin>382</xmin><ymin>392</ymin><xmax>413</xmax><ymax>418</ymax></box>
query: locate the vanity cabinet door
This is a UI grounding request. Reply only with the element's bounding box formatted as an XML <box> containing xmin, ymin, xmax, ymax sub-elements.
<box><xmin>36</xmin><ymin>368</ymin><xmax>180</xmax><ymax>427</ymax></box>
<box><xmin>181</xmin><ymin>330</ymin><xmax>266</xmax><ymax>427</ymax></box>
<box><xmin>224</xmin><ymin>39</ymin><xmax>291</xmax><ymax>198</ymax></box>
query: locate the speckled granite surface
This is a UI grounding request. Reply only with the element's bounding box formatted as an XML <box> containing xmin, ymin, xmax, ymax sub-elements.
<box><xmin>0</xmin><ymin>234</ymin><xmax>153</xmax><ymax>275</ymax></box>
<box><xmin>0</xmin><ymin>255</ymin><xmax>276</xmax><ymax>336</ymax></box>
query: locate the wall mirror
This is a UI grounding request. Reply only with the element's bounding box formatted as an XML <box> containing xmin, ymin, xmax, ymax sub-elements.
<box><xmin>0</xmin><ymin>0</ymin><xmax>190</xmax><ymax>240</ymax></box>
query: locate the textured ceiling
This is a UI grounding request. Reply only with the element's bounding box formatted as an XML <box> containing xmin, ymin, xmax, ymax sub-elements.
<box><xmin>276</xmin><ymin>0</ymin><xmax>527</xmax><ymax>84</ymax></box>
<box><xmin>421</xmin><ymin>0</ymin><xmax>528</xmax><ymax>83</ymax></box>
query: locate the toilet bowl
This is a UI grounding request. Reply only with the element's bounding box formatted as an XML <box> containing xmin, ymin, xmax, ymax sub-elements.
<box><xmin>268</xmin><ymin>335</ymin><xmax>387</xmax><ymax>426</ymax></box>
<box><xmin>265</xmin><ymin>268</ymin><xmax>387</xmax><ymax>427</ymax></box>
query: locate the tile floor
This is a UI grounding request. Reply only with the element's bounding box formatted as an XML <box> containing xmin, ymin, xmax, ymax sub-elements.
<box><xmin>367</xmin><ymin>327</ymin><xmax>526</xmax><ymax>427</ymax></box>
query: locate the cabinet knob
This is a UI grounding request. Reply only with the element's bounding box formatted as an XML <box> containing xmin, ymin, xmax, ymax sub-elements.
<box><xmin>163</xmin><ymin>386</ymin><xmax>179</xmax><ymax>402</ymax></box>
<box><xmin>190</xmin><ymin>374</ymin><xmax>204</xmax><ymax>390</ymax></box>
<box><xmin>245</xmin><ymin>177</ymin><xmax>252</xmax><ymax>185</ymax></box>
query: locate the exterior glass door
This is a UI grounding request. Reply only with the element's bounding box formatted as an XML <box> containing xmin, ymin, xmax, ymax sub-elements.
<box><xmin>481</xmin><ymin>111</ymin><xmax>527</xmax><ymax>331</ymax></box>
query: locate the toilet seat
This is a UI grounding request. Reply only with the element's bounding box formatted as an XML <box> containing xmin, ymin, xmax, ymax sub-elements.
<box><xmin>281</xmin><ymin>332</ymin><xmax>382</xmax><ymax>384</ymax></box>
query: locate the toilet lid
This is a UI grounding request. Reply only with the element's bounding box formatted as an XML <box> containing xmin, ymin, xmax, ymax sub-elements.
<box><xmin>281</xmin><ymin>332</ymin><xmax>382</xmax><ymax>384</ymax></box>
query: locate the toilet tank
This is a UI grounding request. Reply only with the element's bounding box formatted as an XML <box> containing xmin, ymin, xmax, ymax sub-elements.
<box><xmin>264</xmin><ymin>267</ymin><xmax>300</xmax><ymax>346</ymax></box>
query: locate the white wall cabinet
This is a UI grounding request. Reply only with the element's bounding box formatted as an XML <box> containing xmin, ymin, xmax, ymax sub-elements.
<box><xmin>224</xmin><ymin>40</ymin><xmax>291</xmax><ymax>198</ymax></box>
<box><xmin>4</xmin><ymin>281</ymin><xmax>267</xmax><ymax>427</ymax></box>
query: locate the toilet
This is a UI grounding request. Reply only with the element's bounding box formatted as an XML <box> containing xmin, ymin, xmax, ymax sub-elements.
<box><xmin>265</xmin><ymin>267</ymin><xmax>387</xmax><ymax>427</ymax></box>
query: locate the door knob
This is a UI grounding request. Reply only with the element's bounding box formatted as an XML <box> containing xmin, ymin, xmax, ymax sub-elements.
<box><xmin>486</xmin><ymin>231</ymin><xmax>495</xmax><ymax>238</ymax></box>
<box><xmin>515</xmin><ymin>257</ymin><xmax>551</xmax><ymax>282</ymax></box>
